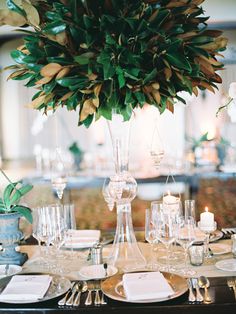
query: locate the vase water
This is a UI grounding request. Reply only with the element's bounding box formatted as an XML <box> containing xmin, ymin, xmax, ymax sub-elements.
<box><xmin>105</xmin><ymin>111</ymin><xmax>146</xmax><ymax>271</ymax></box>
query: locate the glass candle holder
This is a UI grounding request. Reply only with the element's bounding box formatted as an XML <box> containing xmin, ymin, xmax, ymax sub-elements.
<box><xmin>198</xmin><ymin>221</ymin><xmax>217</xmax><ymax>259</ymax></box>
<box><xmin>189</xmin><ymin>246</ymin><xmax>204</xmax><ymax>266</ymax></box>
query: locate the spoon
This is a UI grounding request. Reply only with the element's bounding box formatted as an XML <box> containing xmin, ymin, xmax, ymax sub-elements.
<box><xmin>198</xmin><ymin>276</ymin><xmax>212</xmax><ymax>303</ymax></box>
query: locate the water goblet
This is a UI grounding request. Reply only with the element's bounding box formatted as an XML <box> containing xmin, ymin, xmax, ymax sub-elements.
<box><xmin>184</xmin><ymin>200</ymin><xmax>196</xmax><ymax>225</ymax></box>
<box><xmin>176</xmin><ymin>216</ymin><xmax>196</xmax><ymax>277</ymax></box>
<box><xmin>156</xmin><ymin>211</ymin><xmax>176</xmax><ymax>272</ymax></box>
<box><xmin>145</xmin><ymin>207</ymin><xmax>159</xmax><ymax>270</ymax></box>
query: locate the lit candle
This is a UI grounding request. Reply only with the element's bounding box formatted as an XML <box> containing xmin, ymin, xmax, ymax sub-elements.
<box><xmin>163</xmin><ymin>191</ymin><xmax>180</xmax><ymax>214</ymax></box>
<box><xmin>200</xmin><ymin>207</ymin><xmax>214</xmax><ymax>228</ymax></box>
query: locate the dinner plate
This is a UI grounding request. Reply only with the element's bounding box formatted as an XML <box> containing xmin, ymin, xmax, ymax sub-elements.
<box><xmin>0</xmin><ymin>272</ymin><xmax>71</xmax><ymax>304</ymax></box>
<box><xmin>215</xmin><ymin>259</ymin><xmax>236</xmax><ymax>272</ymax></box>
<box><xmin>101</xmin><ymin>271</ymin><xmax>188</xmax><ymax>303</ymax></box>
<box><xmin>0</xmin><ymin>265</ymin><xmax>22</xmax><ymax>279</ymax></box>
<box><xmin>209</xmin><ymin>243</ymin><xmax>231</xmax><ymax>255</ymax></box>
<box><xmin>79</xmin><ymin>264</ymin><xmax>118</xmax><ymax>280</ymax></box>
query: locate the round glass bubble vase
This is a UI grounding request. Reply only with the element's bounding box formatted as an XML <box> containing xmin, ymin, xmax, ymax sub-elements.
<box><xmin>105</xmin><ymin>111</ymin><xmax>146</xmax><ymax>272</ymax></box>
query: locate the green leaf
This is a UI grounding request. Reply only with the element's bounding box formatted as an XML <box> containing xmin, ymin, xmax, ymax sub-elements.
<box><xmin>116</xmin><ymin>67</ymin><xmax>125</xmax><ymax>88</ymax></box>
<box><xmin>13</xmin><ymin>205</ymin><xmax>32</xmax><ymax>224</ymax></box>
<box><xmin>74</xmin><ymin>52</ymin><xmax>95</xmax><ymax>65</ymax></box>
<box><xmin>10</xmin><ymin>50</ymin><xmax>27</xmax><ymax>64</ymax></box>
<box><xmin>134</xmin><ymin>91</ymin><xmax>146</xmax><ymax>106</ymax></box>
<box><xmin>57</xmin><ymin>76</ymin><xmax>87</xmax><ymax>87</ymax></box>
<box><xmin>43</xmin><ymin>21</ymin><xmax>66</xmax><ymax>35</ymax></box>
<box><xmin>7</xmin><ymin>0</ymin><xmax>26</xmax><ymax>17</ymax></box>
<box><xmin>3</xmin><ymin>182</ymin><xmax>18</xmax><ymax>208</ymax></box>
<box><xmin>143</xmin><ymin>69</ymin><xmax>158</xmax><ymax>84</ymax></box>
<box><xmin>165</xmin><ymin>53</ymin><xmax>192</xmax><ymax>72</ymax></box>
<box><xmin>79</xmin><ymin>114</ymin><xmax>94</xmax><ymax>128</ymax></box>
<box><xmin>9</xmin><ymin>184</ymin><xmax>33</xmax><ymax>207</ymax></box>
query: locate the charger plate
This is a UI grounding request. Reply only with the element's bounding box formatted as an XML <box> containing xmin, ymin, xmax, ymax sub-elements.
<box><xmin>101</xmin><ymin>271</ymin><xmax>187</xmax><ymax>303</ymax></box>
<box><xmin>0</xmin><ymin>272</ymin><xmax>71</xmax><ymax>304</ymax></box>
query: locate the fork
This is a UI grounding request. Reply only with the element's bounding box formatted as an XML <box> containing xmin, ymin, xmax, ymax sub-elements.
<box><xmin>58</xmin><ymin>282</ymin><xmax>76</xmax><ymax>306</ymax></box>
<box><xmin>191</xmin><ymin>278</ymin><xmax>204</xmax><ymax>302</ymax></box>
<box><xmin>227</xmin><ymin>279</ymin><xmax>236</xmax><ymax>300</ymax></box>
<box><xmin>73</xmin><ymin>281</ymin><xmax>88</xmax><ymax>306</ymax></box>
<box><xmin>94</xmin><ymin>282</ymin><xmax>101</xmax><ymax>306</ymax></box>
<box><xmin>85</xmin><ymin>282</ymin><xmax>94</xmax><ymax>306</ymax></box>
<box><xmin>66</xmin><ymin>283</ymin><xmax>80</xmax><ymax>306</ymax></box>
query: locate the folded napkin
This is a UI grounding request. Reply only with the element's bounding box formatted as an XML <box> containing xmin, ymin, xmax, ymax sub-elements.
<box><xmin>64</xmin><ymin>229</ymin><xmax>101</xmax><ymax>248</ymax></box>
<box><xmin>123</xmin><ymin>272</ymin><xmax>174</xmax><ymax>301</ymax></box>
<box><xmin>0</xmin><ymin>275</ymin><xmax>52</xmax><ymax>301</ymax></box>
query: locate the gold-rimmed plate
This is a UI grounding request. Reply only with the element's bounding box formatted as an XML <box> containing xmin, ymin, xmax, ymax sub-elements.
<box><xmin>101</xmin><ymin>271</ymin><xmax>188</xmax><ymax>303</ymax></box>
<box><xmin>0</xmin><ymin>272</ymin><xmax>71</xmax><ymax>304</ymax></box>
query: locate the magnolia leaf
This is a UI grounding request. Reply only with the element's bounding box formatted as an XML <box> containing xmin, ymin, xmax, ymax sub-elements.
<box><xmin>55</xmin><ymin>31</ymin><xmax>68</xmax><ymax>45</ymax></box>
<box><xmin>74</xmin><ymin>52</ymin><xmax>95</xmax><ymax>65</ymax></box>
<box><xmin>35</xmin><ymin>76</ymin><xmax>54</xmax><ymax>85</ymax></box>
<box><xmin>92</xmin><ymin>97</ymin><xmax>99</xmax><ymax>108</ymax></box>
<box><xmin>59</xmin><ymin>91</ymin><xmax>74</xmax><ymax>101</ymax></box>
<box><xmin>6</xmin><ymin>0</ymin><xmax>26</xmax><ymax>17</ymax></box>
<box><xmin>26</xmin><ymin>94</ymin><xmax>46</xmax><ymax>108</ymax></box>
<box><xmin>40</xmin><ymin>63</ymin><xmax>62</xmax><ymax>77</ymax></box>
<box><xmin>80</xmin><ymin>99</ymin><xmax>96</xmax><ymax>121</ymax></box>
<box><xmin>94</xmin><ymin>84</ymin><xmax>102</xmax><ymax>98</ymax></box>
<box><xmin>7</xmin><ymin>69</ymin><xmax>27</xmax><ymax>80</ymax></box>
<box><xmin>199</xmin><ymin>81</ymin><xmax>215</xmax><ymax>93</ymax></box>
<box><xmin>166</xmin><ymin>99</ymin><xmax>174</xmax><ymax>113</ymax></box>
<box><xmin>55</xmin><ymin>67</ymin><xmax>70</xmax><ymax>79</ymax></box>
<box><xmin>165</xmin><ymin>53</ymin><xmax>192</xmax><ymax>72</ymax></box>
<box><xmin>151</xmin><ymin>83</ymin><xmax>160</xmax><ymax>90</ymax></box>
<box><xmin>22</xmin><ymin>0</ymin><xmax>40</xmax><ymax>27</ymax></box>
<box><xmin>0</xmin><ymin>9</ymin><xmax>26</xmax><ymax>26</ymax></box>
<box><xmin>151</xmin><ymin>89</ymin><xmax>161</xmax><ymax>104</ymax></box>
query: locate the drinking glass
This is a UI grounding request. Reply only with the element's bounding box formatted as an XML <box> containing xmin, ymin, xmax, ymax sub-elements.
<box><xmin>156</xmin><ymin>210</ymin><xmax>176</xmax><ymax>272</ymax></box>
<box><xmin>145</xmin><ymin>208</ymin><xmax>159</xmax><ymax>270</ymax></box>
<box><xmin>184</xmin><ymin>200</ymin><xmax>196</xmax><ymax>225</ymax></box>
<box><xmin>176</xmin><ymin>216</ymin><xmax>196</xmax><ymax>276</ymax></box>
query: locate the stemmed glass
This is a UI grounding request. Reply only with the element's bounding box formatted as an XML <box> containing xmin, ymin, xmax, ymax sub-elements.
<box><xmin>145</xmin><ymin>207</ymin><xmax>159</xmax><ymax>270</ymax></box>
<box><xmin>156</xmin><ymin>210</ymin><xmax>176</xmax><ymax>272</ymax></box>
<box><xmin>184</xmin><ymin>200</ymin><xmax>196</xmax><ymax>225</ymax></box>
<box><xmin>176</xmin><ymin>216</ymin><xmax>196</xmax><ymax>277</ymax></box>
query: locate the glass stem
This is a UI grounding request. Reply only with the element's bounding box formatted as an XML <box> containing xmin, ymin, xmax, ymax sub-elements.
<box><xmin>205</xmin><ymin>233</ymin><xmax>210</xmax><ymax>258</ymax></box>
<box><xmin>184</xmin><ymin>248</ymin><xmax>188</xmax><ymax>271</ymax></box>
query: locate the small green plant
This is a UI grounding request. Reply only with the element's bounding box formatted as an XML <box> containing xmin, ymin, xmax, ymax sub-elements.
<box><xmin>69</xmin><ymin>141</ymin><xmax>83</xmax><ymax>157</ymax></box>
<box><xmin>0</xmin><ymin>169</ymin><xmax>33</xmax><ymax>223</ymax></box>
<box><xmin>186</xmin><ymin>132</ymin><xmax>209</xmax><ymax>151</ymax></box>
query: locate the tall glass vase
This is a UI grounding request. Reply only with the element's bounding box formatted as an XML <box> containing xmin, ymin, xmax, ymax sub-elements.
<box><xmin>105</xmin><ymin>111</ymin><xmax>146</xmax><ymax>271</ymax></box>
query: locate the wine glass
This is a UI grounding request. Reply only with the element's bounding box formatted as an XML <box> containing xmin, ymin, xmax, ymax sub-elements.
<box><xmin>145</xmin><ymin>207</ymin><xmax>159</xmax><ymax>270</ymax></box>
<box><xmin>156</xmin><ymin>210</ymin><xmax>176</xmax><ymax>272</ymax></box>
<box><xmin>51</xmin><ymin>148</ymin><xmax>67</xmax><ymax>200</ymax></box>
<box><xmin>176</xmin><ymin>216</ymin><xmax>196</xmax><ymax>277</ymax></box>
<box><xmin>184</xmin><ymin>200</ymin><xmax>196</xmax><ymax>226</ymax></box>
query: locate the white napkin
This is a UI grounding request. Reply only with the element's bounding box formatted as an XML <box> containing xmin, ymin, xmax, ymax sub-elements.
<box><xmin>123</xmin><ymin>272</ymin><xmax>175</xmax><ymax>301</ymax></box>
<box><xmin>64</xmin><ymin>229</ymin><xmax>101</xmax><ymax>248</ymax></box>
<box><xmin>0</xmin><ymin>275</ymin><xmax>52</xmax><ymax>301</ymax></box>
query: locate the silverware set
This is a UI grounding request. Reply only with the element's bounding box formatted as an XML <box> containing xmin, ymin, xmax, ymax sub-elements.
<box><xmin>58</xmin><ymin>280</ymin><xmax>107</xmax><ymax>307</ymax></box>
<box><xmin>227</xmin><ymin>278</ymin><xmax>236</xmax><ymax>301</ymax></box>
<box><xmin>187</xmin><ymin>276</ymin><xmax>212</xmax><ymax>303</ymax></box>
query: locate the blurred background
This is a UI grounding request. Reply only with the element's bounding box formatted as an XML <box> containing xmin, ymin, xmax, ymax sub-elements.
<box><xmin>1</xmin><ymin>0</ymin><xmax>236</xmax><ymax>233</ymax></box>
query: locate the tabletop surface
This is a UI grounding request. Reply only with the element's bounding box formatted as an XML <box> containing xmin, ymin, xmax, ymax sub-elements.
<box><xmin>0</xmin><ymin>241</ymin><xmax>235</xmax><ymax>314</ymax></box>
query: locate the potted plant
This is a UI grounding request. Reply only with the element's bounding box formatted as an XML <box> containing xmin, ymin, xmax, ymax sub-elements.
<box><xmin>0</xmin><ymin>169</ymin><xmax>33</xmax><ymax>265</ymax></box>
<box><xmin>68</xmin><ymin>141</ymin><xmax>84</xmax><ymax>170</ymax></box>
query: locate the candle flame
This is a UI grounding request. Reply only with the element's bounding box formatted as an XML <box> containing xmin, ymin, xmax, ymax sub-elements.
<box><xmin>205</xmin><ymin>206</ymin><xmax>209</xmax><ymax>212</ymax></box>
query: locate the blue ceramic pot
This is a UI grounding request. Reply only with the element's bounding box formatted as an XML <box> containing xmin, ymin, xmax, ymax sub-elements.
<box><xmin>0</xmin><ymin>212</ymin><xmax>28</xmax><ymax>265</ymax></box>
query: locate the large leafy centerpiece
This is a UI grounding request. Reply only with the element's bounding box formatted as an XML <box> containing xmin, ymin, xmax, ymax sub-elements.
<box><xmin>0</xmin><ymin>0</ymin><xmax>227</xmax><ymax>127</ymax></box>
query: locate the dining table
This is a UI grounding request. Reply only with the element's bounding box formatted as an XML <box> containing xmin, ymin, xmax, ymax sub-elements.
<box><xmin>0</xmin><ymin>237</ymin><xmax>235</xmax><ymax>314</ymax></box>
